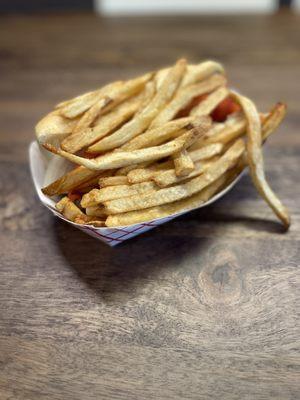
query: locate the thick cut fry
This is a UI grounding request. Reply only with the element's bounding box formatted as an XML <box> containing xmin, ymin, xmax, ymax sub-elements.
<box><xmin>127</xmin><ymin>169</ymin><xmax>160</xmax><ymax>184</ymax></box>
<box><xmin>155</xmin><ymin>60</ymin><xmax>224</xmax><ymax>89</ymax></box>
<box><xmin>35</xmin><ymin>110</ymin><xmax>78</xmax><ymax>146</ymax></box>
<box><xmin>105</xmin><ymin>171</ymin><xmax>228</xmax><ymax>227</ymax></box>
<box><xmin>81</xmin><ymin>181</ymin><xmax>158</xmax><ymax>207</ymax></box>
<box><xmin>75</xmin><ymin>175</ymin><xmax>101</xmax><ymax>193</ymax></box>
<box><xmin>62</xmin><ymin>95</ymin><xmax>142</xmax><ymax>153</ymax></box>
<box><xmin>190</xmin><ymin>143</ymin><xmax>224</xmax><ymax>161</ymax></box>
<box><xmin>231</xmin><ymin>92</ymin><xmax>290</xmax><ymax>228</ymax></box>
<box><xmin>151</xmin><ymin>74</ymin><xmax>226</xmax><ymax>128</ymax></box>
<box><xmin>44</xmin><ymin>130</ymin><xmax>197</xmax><ymax>171</ymax></box>
<box><xmin>153</xmin><ymin>160</ymin><xmax>213</xmax><ymax>188</ymax></box>
<box><xmin>126</xmin><ymin>144</ymin><xmax>222</xmax><ymax>184</ymax></box>
<box><xmin>56</xmin><ymin>197</ymin><xmax>87</xmax><ymax>222</ymax></box>
<box><xmin>191</xmin><ymin>87</ymin><xmax>229</xmax><ymax>116</ymax></box>
<box><xmin>99</xmin><ymin>176</ymin><xmax>128</xmax><ymax>187</ymax></box>
<box><xmin>136</xmin><ymin>81</ymin><xmax>156</xmax><ymax>114</ymax></box>
<box><xmin>72</xmin><ymin>96</ymin><xmax>112</xmax><ymax>133</ymax></box>
<box><xmin>262</xmin><ymin>103</ymin><xmax>286</xmax><ymax>141</ymax></box>
<box><xmin>173</xmin><ymin>148</ymin><xmax>195</xmax><ymax>176</ymax></box>
<box><xmin>85</xmin><ymin>206</ymin><xmax>108</xmax><ymax>218</ymax></box>
<box><xmin>55</xmin><ymin>90</ymin><xmax>96</xmax><ymax>109</ymax></box>
<box><xmin>127</xmin><ymin>161</ymin><xmax>172</xmax><ymax>184</ymax></box>
<box><xmin>72</xmin><ymin>73</ymin><xmax>152</xmax><ymax>133</ymax></box>
<box><xmin>119</xmin><ymin>116</ymin><xmax>197</xmax><ymax>151</ymax></box>
<box><xmin>60</xmin><ymin>82</ymin><xmax>122</xmax><ymax>119</ymax></box>
<box><xmin>89</xmin><ymin>59</ymin><xmax>187</xmax><ymax>152</ymax></box>
<box><xmin>42</xmin><ymin>167</ymin><xmax>107</xmax><ymax>196</ymax></box>
<box><xmin>104</xmin><ymin>139</ymin><xmax>245</xmax><ymax>214</ymax></box>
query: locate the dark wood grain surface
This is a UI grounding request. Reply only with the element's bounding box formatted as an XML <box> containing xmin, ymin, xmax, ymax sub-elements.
<box><xmin>0</xmin><ymin>12</ymin><xmax>299</xmax><ymax>400</ymax></box>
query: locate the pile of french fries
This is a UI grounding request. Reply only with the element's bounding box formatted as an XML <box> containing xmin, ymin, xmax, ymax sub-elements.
<box><xmin>35</xmin><ymin>59</ymin><xmax>290</xmax><ymax>228</ymax></box>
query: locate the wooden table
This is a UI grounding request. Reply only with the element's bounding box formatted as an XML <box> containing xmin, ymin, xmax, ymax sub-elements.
<box><xmin>0</xmin><ymin>12</ymin><xmax>299</xmax><ymax>400</ymax></box>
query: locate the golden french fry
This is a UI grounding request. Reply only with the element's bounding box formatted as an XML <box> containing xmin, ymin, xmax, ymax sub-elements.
<box><xmin>127</xmin><ymin>143</ymin><xmax>223</xmax><ymax>185</ymax></box>
<box><xmin>173</xmin><ymin>148</ymin><xmax>195</xmax><ymax>177</ymax></box>
<box><xmin>127</xmin><ymin>160</ymin><xmax>171</xmax><ymax>184</ymax></box>
<box><xmin>35</xmin><ymin>110</ymin><xmax>78</xmax><ymax>146</ymax></box>
<box><xmin>262</xmin><ymin>102</ymin><xmax>286</xmax><ymax>141</ymax></box>
<box><xmin>104</xmin><ymin>139</ymin><xmax>245</xmax><ymax>214</ymax></box>
<box><xmin>191</xmin><ymin>86</ymin><xmax>229</xmax><ymax>116</ymax></box>
<box><xmin>136</xmin><ymin>81</ymin><xmax>156</xmax><ymax>114</ymax></box>
<box><xmin>89</xmin><ymin>59</ymin><xmax>187</xmax><ymax>152</ymax></box>
<box><xmin>72</xmin><ymin>73</ymin><xmax>152</xmax><ymax>133</ymax></box>
<box><xmin>81</xmin><ymin>181</ymin><xmax>158</xmax><ymax>207</ymax></box>
<box><xmin>62</xmin><ymin>94</ymin><xmax>142</xmax><ymax>153</ymax></box>
<box><xmin>44</xmin><ymin>129</ymin><xmax>197</xmax><ymax>171</ymax></box>
<box><xmin>189</xmin><ymin>142</ymin><xmax>224</xmax><ymax>161</ymax></box>
<box><xmin>55</xmin><ymin>89</ymin><xmax>101</xmax><ymax>110</ymax></box>
<box><xmin>72</xmin><ymin>96</ymin><xmax>112</xmax><ymax>133</ymax></box>
<box><xmin>60</xmin><ymin>82</ymin><xmax>121</xmax><ymax>119</ymax></box>
<box><xmin>153</xmin><ymin>160</ymin><xmax>214</xmax><ymax>188</ymax></box>
<box><xmin>105</xmin><ymin>170</ymin><xmax>228</xmax><ymax>227</ymax></box>
<box><xmin>155</xmin><ymin>60</ymin><xmax>224</xmax><ymax>89</ymax></box>
<box><xmin>120</xmin><ymin>116</ymin><xmax>196</xmax><ymax>151</ymax></box>
<box><xmin>150</xmin><ymin>74</ymin><xmax>226</xmax><ymax>128</ymax></box>
<box><xmin>231</xmin><ymin>92</ymin><xmax>290</xmax><ymax>228</ymax></box>
<box><xmin>42</xmin><ymin>167</ymin><xmax>108</xmax><ymax>196</ymax></box>
<box><xmin>99</xmin><ymin>176</ymin><xmax>128</xmax><ymax>187</ymax></box>
<box><xmin>85</xmin><ymin>206</ymin><xmax>108</xmax><ymax>218</ymax></box>
<box><xmin>56</xmin><ymin>197</ymin><xmax>87</xmax><ymax>222</ymax></box>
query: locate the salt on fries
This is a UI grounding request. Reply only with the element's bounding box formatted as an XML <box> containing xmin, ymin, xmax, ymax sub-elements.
<box><xmin>36</xmin><ymin>59</ymin><xmax>290</xmax><ymax>229</ymax></box>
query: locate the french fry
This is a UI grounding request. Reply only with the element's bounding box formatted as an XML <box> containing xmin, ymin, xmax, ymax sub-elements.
<box><xmin>104</xmin><ymin>139</ymin><xmax>245</xmax><ymax>214</ymax></box>
<box><xmin>42</xmin><ymin>167</ymin><xmax>107</xmax><ymax>196</ymax></box>
<box><xmin>88</xmin><ymin>59</ymin><xmax>187</xmax><ymax>152</ymax></box>
<box><xmin>35</xmin><ymin>110</ymin><xmax>78</xmax><ymax>146</ymax></box>
<box><xmin>72</xmin><ymin>96</ymin><xmax>112</xmax><ymax>133</ymax></box>
<box><xmin>173</xmin><ymin>149</ymin><xmax>195</xmax><ymax>176</ymax></box>
<box><xmin>59</xmin><ymin>82</ymin><xmax>122</xmax><ymax>119</ymax></box>
<box><xmin>81</xmin><ymin>181</ymin><xmax>158</xmax><ymax>207</ymax></box>
<box><xmin>105</xmin><ymin>170</ymin><xmax>228</xmax><ymax>227</ymax></box>
<box><xmin>56</xmin><ymin>197</ymin><xmax>87</xmax><ymax>222</ymax></box>
<box><xmin>85</xmin><ymin>206</ymin><xmax>108</xmax><ymax>218</ymax></box>
<box><xmin>153</xmin><ymin>160</ymin><xmax>214</xmax><ymax>188</ymax></box>
<box><xmin>119</xmin><ymin>116</ymin><xmax>198</xmax><ymax>151</ymax></box>
<box><xmin>155</xmin><ymin>60</ymin><xmax>224</xmax><ymax>89</ymax></box>
<box><xmin>99</xmin><ymin>176</ymin><xmax>128</xmax><ymax>187</ymax></box>
<box><xmin>126</xmin><ymin>143</ymin><xmax>223</xmax><ymax>184</ymax></box>
<box><xmin>44</xmin><ymin>129</ymin><xmax>198</xmax><ymax>171</ymax></box>
<box><xmin>172</xmin><ymin>119</ymin><xmax>212</xmax><ymax>177</ymax></box>
<box><xmin>191</xmin><ymin>87</ymin><xmax>229</xmax><ymax>116</ymax></box>
<box><xmin>127</xmin><ymin>161</ymin><xmax>172</xmax><ymax>184</ymax></box>
<box><xmin>231</xmin><ymin>92</ymin><xmax>290</xmax><ymax>228</ymax></box>
<box><xmin>62</xmin><ymin>94</ymin><xmax>142</xmax><ymax>153</ymax></box>
<box><xmin>55</xmin><ymin>90</ymin><xmax>96</xmax><ymax>109</ymax></box>
<box><xmin>72</xmin><ymin>73</ymin><xmax>152</xmax><ymax>133</ymax></box>
<box><xmin>136</xmin><ymin>81</ymin><xmax>156</xmax><ymax>114</ymax></box>
<box><xmin>150</xmin><ymin>74</ymin><xmax>226</xmax><ymax>128</ymax></box>
<box><xmin>262</xmin><ymin>102</ymin><xmax>286</xmax><ymax>141</ymax></box>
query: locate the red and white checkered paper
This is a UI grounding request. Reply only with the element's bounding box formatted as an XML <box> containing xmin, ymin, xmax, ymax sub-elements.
<box><xmin>29</xmin><ymin>141</ymin><xmax>243</xmax><ymax>246</ymax></box>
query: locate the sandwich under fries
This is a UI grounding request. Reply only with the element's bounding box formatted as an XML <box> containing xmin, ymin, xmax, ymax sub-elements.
<box><xmin>35</xmin><ymin>59</ymin><xmax>290</xmax><ymax>229</ymax></box>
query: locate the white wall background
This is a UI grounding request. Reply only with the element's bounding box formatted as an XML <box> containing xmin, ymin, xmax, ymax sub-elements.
<box><xmin>95</xmin><ymin>0</ymin><xmax>277</xmax><ymax>16</ymax></box>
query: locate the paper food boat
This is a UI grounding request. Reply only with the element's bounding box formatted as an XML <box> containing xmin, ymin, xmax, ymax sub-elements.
<box><xmin>29</xmin><ymin>141</ymin><xmax>243</xmax><ymax>246</ymax></box>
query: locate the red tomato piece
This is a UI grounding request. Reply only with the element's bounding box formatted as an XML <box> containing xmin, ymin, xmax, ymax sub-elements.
<box><xmin>211</xmin><ymin>97</ymin><xmax>241</xmax><ymax>122</ymax></box>
<box><xmin>67</xmin><ymin>191</ymin><xmax>82</xmax><ymax>202</ymax></box>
